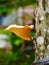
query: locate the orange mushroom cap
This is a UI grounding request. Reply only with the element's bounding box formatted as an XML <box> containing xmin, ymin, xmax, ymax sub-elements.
<box><xmin>5</xmin><ymin>24</ymin><xmax>34</xmax><ymax>41</ymax></box>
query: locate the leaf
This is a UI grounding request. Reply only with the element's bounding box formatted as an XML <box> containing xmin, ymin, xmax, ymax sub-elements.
<box><xmin>30</xmin><ymin>30</ymin><xmax>36</xmax><ymax>37</ymax></box>
<box><xmin>14</xmin><ymin>39</ymin><xmax>23</xmax><ymax>46</ymax></box>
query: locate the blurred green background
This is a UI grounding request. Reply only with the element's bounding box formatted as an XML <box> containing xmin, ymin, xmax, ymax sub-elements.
<box><xmin>0</xmin><ymin>27</ymin><xmax>35</xmax><ymax>65</ymax></box>
<box><xmin>0</xmin><ymin>0</ymin><xmax>37</xmax><ymax>13</ymax></box>
<box><xmin>0</xmin><ymin>0</ymin><xmax>37</xmax><ymax>65</ymax></box>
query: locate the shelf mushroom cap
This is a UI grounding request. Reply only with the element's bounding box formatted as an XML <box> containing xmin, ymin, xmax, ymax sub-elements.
<box><xmin>5</xmin><ymin>24</ymin><xmax>34</xmax><ymax>41</ymax></box>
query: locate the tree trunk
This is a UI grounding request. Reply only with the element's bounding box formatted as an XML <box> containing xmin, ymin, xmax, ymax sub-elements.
<box><xmin>34</xmin><ymin>0</ymin><xmax>49</xmax><ymax>60</ymax></box>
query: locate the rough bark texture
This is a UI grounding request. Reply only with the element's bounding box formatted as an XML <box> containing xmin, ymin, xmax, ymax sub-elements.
<box><xmin>32</xmin><ymin>0</ymin><xmax>49</xmax><ymax>65</ymax></box>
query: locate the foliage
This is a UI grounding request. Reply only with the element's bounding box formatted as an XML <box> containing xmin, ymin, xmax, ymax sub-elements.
<box><xmin>0</xmin><ymin>0</ymin><xmax>37</xmax><ymax>13</ymax></box>
<box><xmin>0</xmin><ymin>28</ymin><xmax>35</xmax><ymax>65</ymax></box>
<box><xmin>30</xmin><ymin>30</ymin><xmax>36</xmax><ymax>37</ymax></box>
<box><xmin>0</xmin><ymin>28</ymin><xmax>23</xmax><ymax>46</ymax></box>
<box><xmin>14</xmin><ymin>39</ymin><xmax>24</xmax><ymax>46</ymax></box>
<box><xmin>0</xmin><ymin>49</ymin><xmax>35</xmax><ymax>65</ymax></box>
<box><xmin>0</xmin><ymin>0</ymin><xmax>36</xmax><ymax>64</ymax></box>
<box><xmin>0</xmin><ymin>28</ymin><xmax>11</xmax><ymax>36</ymax></box>
<box><xmin>9</xmin><ymin>33</ymin><xmax>24</xmax><ymax>46</ymax></box>
<box><xmin>16</xmin><ymin>0</ymin><xmax>37</xmax><ymax>7</ymax></box>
